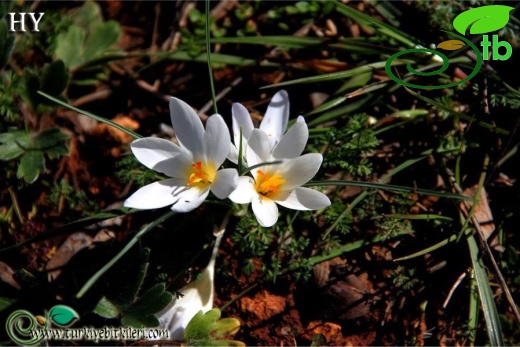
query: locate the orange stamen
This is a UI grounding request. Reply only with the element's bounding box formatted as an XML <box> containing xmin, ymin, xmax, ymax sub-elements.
<box><xmin>256</xmin><ymin>170</ymin><xmax>285</xmax><ymax>197</ymax></box>
<box><xmin>188</xmin><ymin>161</ymin><xmax>213</xmax><ymax>186</ymax></box>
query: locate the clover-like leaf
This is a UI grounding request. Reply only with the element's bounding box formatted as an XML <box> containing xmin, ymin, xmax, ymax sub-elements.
<box><xmin>437</xmin><ymin>40</ymin><xmax>465</xmax><ymax>51</ymax></box>
<box><xmin>41</xmin><ymin>60</ymin><xmax>69</xmax><ymax>98</ymax></box>
<box><xmin>17</xmin><ymin>151</ymin><xmax>45</xmax><ymax>184</ymax></box>
<box><xmin>49</xmin><ymin>305</ymin><xmax>79</xmax><ymax>327</ymax></box>
<box><xmin>93</xmin><ymin>296</ymin><xmax>120</xmax><ymax>319</ymax></box>
<box><xmin>453</xmin><ymin>5</ymin><xmax>514</xmax><ymax>35</ymax></box>
<box><xmin>184</xmin><ymin>309</ymin><xmax>244</xmax><ymax>346</ymax></box>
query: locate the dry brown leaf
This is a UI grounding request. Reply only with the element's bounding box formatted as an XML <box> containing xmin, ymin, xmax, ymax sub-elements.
<box><xmin>90</xmin><ymin>114</ymin><xmax>139</xmax><ymax>144</ymax></box>
<box><xmin>290</xmin><ymin>59</ymin><xmax>348</xmax><ymax>73</ymax></box>
<box><xmin>46</xmin><ymin>232</ymin><xmax>93</xmax><ymax>282</ymax></box>
<box><xmin>92</xmin><ymin>229</ymin><xmax>116</xmax><ymax>243</ymax></box>
<box><xmin>461</xmin><ymin>186</ymin><xmax>496</xmax><ymax>242</ymax></box>
<box><xmin>0</xmin><ymin>261</ymin><xmax>21</xmax><ymax>289</ymax></box>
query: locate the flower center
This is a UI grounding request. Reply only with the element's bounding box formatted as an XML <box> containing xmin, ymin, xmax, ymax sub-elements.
<box><xmin>255</xmin><ymin>170</ymin><xmax>285</xmax><ymax>198</ymax></box>
<box><xmin>188</xmin><ymin>161</ymin><xmax>215</xmax><ymax>187</ymax></box>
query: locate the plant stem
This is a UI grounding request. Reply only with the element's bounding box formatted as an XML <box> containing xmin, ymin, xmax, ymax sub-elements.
<box><xmin>206</xmin><ymin>0</ymin><xmax>218</xmax><ymax>115</ymax></box>
<box><xmin>76</xmin><ymin>210</ymin><xmax>175</xmax><ymax>298</ymax></box>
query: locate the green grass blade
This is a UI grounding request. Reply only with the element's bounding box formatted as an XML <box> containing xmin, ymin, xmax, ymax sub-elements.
<box><xmin>0</xmin><ymin>208</ymin><xmax>138</xmax><ymax>254</ymax></box>
<box><xmin>210</xmin><ymin>36</ymin><xmax>323</xmax><ymax>48</ymax></box>
<box><xmin>468</xmin><ymin>270</ymin><xmax>479</xmax><ymax>346</ymax></box>
<box><xmin>467</xmin><ymin>235</ymin><xmax>504</xmax><ymax>346</ymax></box>
<box><xmin>283</xmin><ymin>227</ymin><xmax>413</xmax><ymax>274</ymax></box>
<box><xmin>405</xmin><ymin>88</ymin><xmax>509</xmax><ymax>135</ymax></box>
<box><xmin>163</xmin><ymin>51</ymin><xmax>277</xmax><ymax>67</ymax></box>
<box><xmin>206</xmin><ymin>0</ymin><xmax>217</xmax><ymax>114</ymax></box>
<box><xmin>383</xmin><ymin>213</ymin><xmax>453</xmax><ymax>221</ymax></box>
<box><xmin>306</xmin><ymin>180</ymin><xmax>472</xmax><ymax>201</ymax></box>
<box><xmin>333</xmin><ymin>1</ymin><xmax>416</xmax><ymax>47</ymax></box>
<box><xmin>305</xmin><ymin>95</ymin><xmax>347</xmax><ymax>116</ymax></box>
<box><xmin>76</xmin><ymin>210</ymin><xmax>176</xmax><ymax>298</ymax></box>
<box><xmin>307</xmin><ymin>95</ymin><xmax>374</xmax><ymax>127</ymax></box>
<box><xmin>37</xmin><ymin>91</ymin><xmax>142</xmax><ymax>139</ymax></box>
<box><xmin>262</xmin><ymin>61</ymin><xmax>401</xmax><ymax>89</ymax></box>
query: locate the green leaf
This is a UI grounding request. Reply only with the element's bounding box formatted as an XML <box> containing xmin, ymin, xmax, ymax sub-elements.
<box><xmin>0</xmin><ymin>19</ymin><xmax>15</xmax><ymax>68</ymax></box>
<box><xmin>311</xmin><ymin>334</ymin><xmax>327</xmax><ymax>347</ymax></box>
<box><xmin>41</xmin><ymin>60</ymin><xmax>69</xmax><ymax>97</ymax></box>
<box><xmin>71</xmin><ymin>1</ymin><xmax>103</xmax><ymax>30</ymax></box>
<box><xmin>17</xmin><ymin>151</ymin><xmax>45</xmax><ymax>184</ymax></box>
<box><xmin>49</xmin><ymin>305</ymin><xmax>79</xmax><ymax>327</ymax></box>
<box><xmin>121</xmin><ymin>313</ymin><xmax>159</xmax><ymax>329</ymax></box>
<box><xmin>184</xmin><ymin>309</ymin><xmax>243</xmax><ymax>346</ymax></box>
<box><xmin>83</xmin><ymin>21</ymin><xmax>121</xmax><ymax>62</ymax></box>
<box><xmin>0</xmin><ymin>143</ymin><xmax>24</xmax><ymax>160</ymax></box>
<box><xmin>114</xmin><ymin>247</ymin><xmax>150</xmax><ymax>305</ymax></box>
<box><xmin>453</xmin><ymin>5</ymin><xmax>514</xmax><ymax>35</ymax></box>
<box><xmin>0</xmin><ymin>297</ymin><xmax>16</xmax><ymax>313</ymax></box>
<box><xmin>0</xmin><ymin>131</ymin><xmax>29</xmax><ymax>161</ymax></box>
<box><xmin>55</xmin><ymin>25</ymin><xmax>86</xmax><ymax>69</ymax></box>
<box><xmin>126</xmin><ymin>283</ymin><xmax>173</xmax><ymax>316</ymax></box>
<box><xmin>467</xmin><ymin>236</ymin><xmax>504</xmax><ymax>345</ymax></box>
<box><xmin>93</xmin><ymin>296</ymin><xmax>120</xmax><ymax>319</ymax></box>
<box><xmin>32</xmin><ymin>128</ymin><xmax>69</xmax><ymax>158</ymax></box>
<box><xmin>23</xmin><ymin>70</ymin><xmax>42</xmax><ymax>109</ymax></box>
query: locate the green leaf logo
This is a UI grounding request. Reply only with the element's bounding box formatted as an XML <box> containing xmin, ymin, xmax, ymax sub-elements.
<box><xmin>49</xmin><ymin>305</ymin><xmax>79</xmax><ymax>327</ymax></box>
<box><xmin>453</xmin><ymin>5</ymin><xmax>514</xmax><ymax>35</ymax></box>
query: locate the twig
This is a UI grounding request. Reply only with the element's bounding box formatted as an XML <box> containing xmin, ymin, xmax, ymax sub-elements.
<box><xmin>446</xmin><ymin>167</ymin><xmax>520</xmax><ymax>327</ymax></box>
<box><xmin>8</xmin><ymin>187</ymin><xmax>24</xmax><ymax>224</ymax></box>
<box><xmin>199</xmin><ymin>76</ymin><xmax>243</xmax><ymax>115</ymax></box>
<box><xmin>443</xmin><ymin>270</ymin><xmax>469</xmax><ymax>308</ymax></box>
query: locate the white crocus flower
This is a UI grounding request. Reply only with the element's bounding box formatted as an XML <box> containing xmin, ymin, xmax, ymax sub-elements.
<box><xmin>155</xmin><ymin>229</ymin><xmax>224</xmax><ymax>341</ymax></box>
<box><xmin>228</xmin><ymin>90</ymin><xmax>290</xmax><ymax>164</ymax></box>
<box><xmin>124</xmin><ymin>98</ymin><xmax>238</xmax><ymax>212</ymax></box>
<box><xmin>229</xmin><ymin>125</ymin><xmax>330</xmax><ymax>227</ymax></box>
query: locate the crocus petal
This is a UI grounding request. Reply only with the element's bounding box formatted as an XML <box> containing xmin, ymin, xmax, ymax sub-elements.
<box><xmin>152</xmin><ymin>149</ymin><xmax>193</xmax><ymax>177</ymax></box>
<box><xmin>228</xmin><ymin>176</ymin><xmax>256</xmax><ymax>204</ymax></box>
<box><xmin>275</xmin><ymin>187</ymin><xmax>331</xmax><ymax>211</ymax></box>
<box><xmin>169</xmin><ymin>97</ymin><xmax>205</xmax><ymax>158</ymax></box>
<box><xmin>124</xmin><ymin>178</ymin><xmax>185</xmax><ymax>209</ymax></box>
<box><xmin>130</xmin><ymin>138</ymin><xmax>184</xmax><ymax>170</ymax></box>
<box><xmin>246</xmin><ymin>129</ymin><xmax>272</xmax><ymax>170</ymax></box>
<box><xmin>158</xmin><ymin>270</ymin><xmax>213</xmax><ymax>340</ymax></box>
<box><xmin>279</xmin><ymin>153</ymin><xmax>323</xmax><ymax>190</ymax></box>
<box><xmin>210</xmin><ymin>168</ymin><xmax>238</xmax><ymax>199</ymax></box>
<box><xmin>203</xmin><ymin>114</ymin><xmax>231</xmax><ymax>167</ymax></box>
<box><xmin>252</xmin><ymin>196</ymin><xmax>279</xmax><ymax>227</ymax></box>
<box><xmin>171</xmin><ymin>187</ymin><xmax>209</xmax><ymax>213</ymax></box>
<box><xmin>227</xmin><ymin>143</ymin><xmax>239</xmax><ymax>164</ymax></box>
<box><xmin>272</xmin><ymin>116</ymin><xmax>308</xmax><ymax>159</ymax></box>
<box><xmin>259</xmin><ymin>90</ymin><xmax>289</xmax><ymax>148</ymax></box>
<box><xmin>232</xmin><ymin>103</ymin><xmax>254</xmax><ymax>148</ymax></box>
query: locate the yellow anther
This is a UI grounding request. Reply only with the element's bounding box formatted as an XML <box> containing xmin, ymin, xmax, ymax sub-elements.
<box><xmin>188</xmin><ymin>161</ymin><xmax>214</xmax><ymax>186</ymax></box>
<box><xmin>255</xmin><ymin>170</ymin><xmax>285</xmax><ymax>197</ymax></box>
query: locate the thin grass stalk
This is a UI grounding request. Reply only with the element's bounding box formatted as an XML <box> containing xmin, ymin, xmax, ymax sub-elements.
<box><xmin>76</xmin><ymin>210</ymin><xmax>176</xmax><ymax>298</ymax></box>
<box><xmin>205</xmin><ymin>0</ymin><xmax>218</xmax><ymax>115</ymax></box>
<box><xmin>38</xmin><ymin>92</ymin><xmax>142</xmax><ymax>139</ymax></box>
